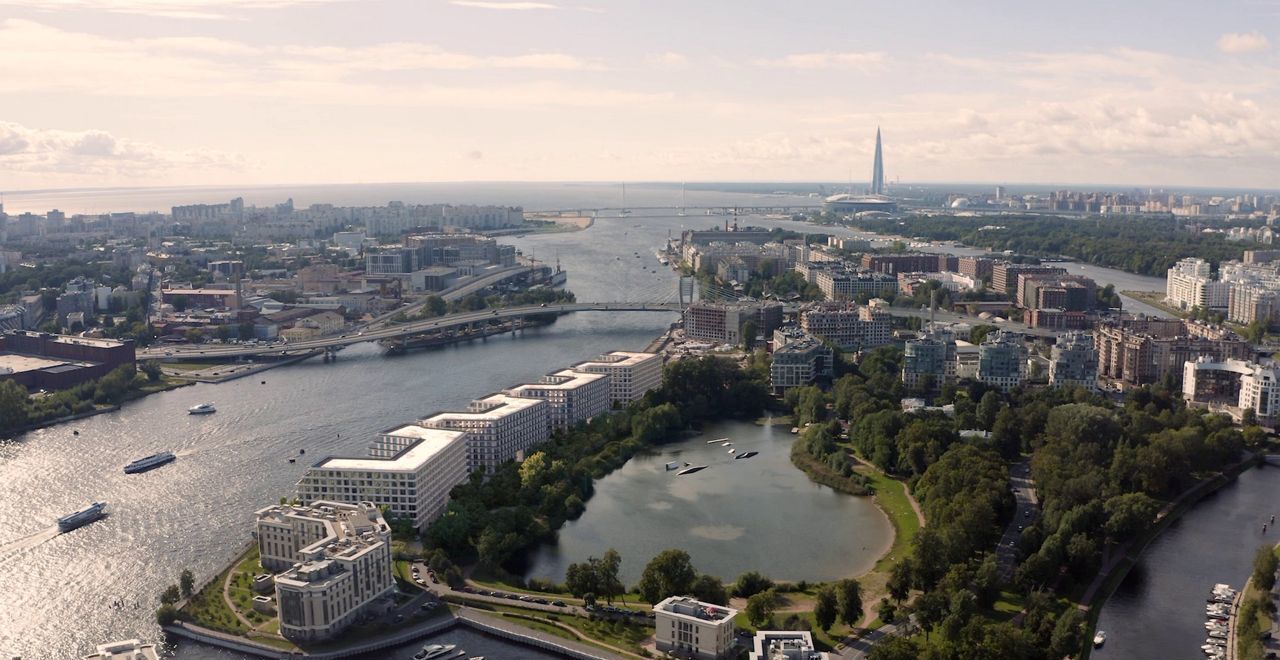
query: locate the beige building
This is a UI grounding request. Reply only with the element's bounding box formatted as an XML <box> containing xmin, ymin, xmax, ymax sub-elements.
<box><xmin>799</xmin><ymin>302</ymin><xmax>891</xmax><ymax>351</ymax></box>
<box><xmin>506</xmin><ymin>369</ymin><xmax>611</xmax><ymax>432</ymax></box>
<box><xmin>295</xmin><ymin>425</ymin><xmax>468</xmax><ymax>530</ymax></box>
<box><xmin>572</xmin><ymin>351</ymin><xmax>664</xmax><ymax>406</ymax></box>
<box><xmin>749</xmin><ymin>631</ymin><xmax>831</xmax><ymax>660</ymax></box>
<box><xmin>254</xmin><ymin>501</ymin><xmax>395</xmax><ymax>643</ymax></box>
<box><xmin>421</xmin><ymin>393</ymin><xmax>550</xmax><ymax>473</ymax></box>
<box><xmin>654</xmin><ymin>596</ymin><xmax>739</xmax><ymax>660</ymax></box>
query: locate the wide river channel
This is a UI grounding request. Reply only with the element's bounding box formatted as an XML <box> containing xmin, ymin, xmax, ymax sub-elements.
<box><xmin>0</xmin><ymin>183</ymin><xmax>1189</xmax><ymax>658</ymax></box>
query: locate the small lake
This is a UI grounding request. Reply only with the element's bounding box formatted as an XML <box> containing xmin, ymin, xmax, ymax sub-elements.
<box><xmin>519</xmin><ymin>419</ymin><xmax>893</xmax><ymax>585</ymax></box>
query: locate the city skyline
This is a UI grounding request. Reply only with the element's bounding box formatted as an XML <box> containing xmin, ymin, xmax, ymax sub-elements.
<box><xmin>1</xmin><ymin>1</ymin><xmax>1280</xmax><ymax>190</ymax></box>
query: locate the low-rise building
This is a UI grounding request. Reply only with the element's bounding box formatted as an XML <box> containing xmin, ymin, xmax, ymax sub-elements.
<box><xmin>572</xmin><ymin>351</ymin><xmax>664</xmax><ymax>406</ymax></box>
<box><xmin>295</xmin><ymin>425</ymin><xmax>468</xmax><ymax>531</ymax></box>
<box><xmin>506</xmin><ymin>369</ymin><xmax>611</xmax><ymax>432</ymax></box>
<box><xmin>654</xmin><ymin>596</ymin><xmax>739</xmax><ymax>660</ymax></box>
<box><xmin>421</xmin><ymin>393</ymin><xmax>550</xmax><ymax>473</ymax></box>
<box><xmin>254</xmin><ymin>501</ymin><xmax>395</xmax><ymax>643</ymax></box>
<box><xmin>0</xmin><ymin>331</ymin><xmax>136</xmax><ymax>391</ymax></box>
<box><xmin>749</xmin><ymin>630</ymin><xmax>830</xmax><ymax>660</ymax></box>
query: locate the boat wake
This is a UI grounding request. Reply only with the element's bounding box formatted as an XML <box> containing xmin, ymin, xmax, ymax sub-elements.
<box><xmin>0</xmin><ymin>525</ymin><xmax>59</xmax><ymax>564</ymax></box>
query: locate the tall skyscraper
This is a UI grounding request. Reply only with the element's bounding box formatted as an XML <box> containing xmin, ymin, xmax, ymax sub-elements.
<box><xmin>870</xmin><ymin>127</ymin><xmax>885</xmax><ymax>196</ymax></box>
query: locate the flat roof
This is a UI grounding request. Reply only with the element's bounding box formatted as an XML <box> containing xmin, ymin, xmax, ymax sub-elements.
<box><xmin>315</xmin><ymin>428</ymin><xmax>464</xmax><ymax>471</ymax></box>
<box><xmin>4</xmin><ymin>331</ymin><xmax>127</xmax><ymax>349</ymax></box>
<box><xmin>161</xmin><ymin>288</ymin><xmax>238</xmax><ymax>296</ymax></box>
<box><xmin>0</xmin><ymin>354</ymin><xmax>95</xmax><ymax>374</ymax></box>
<box><xmin>509</xmin><ymin>369</ymin><xmax>607</xmax><ymax>393</ymax></box>
<box><xmin>654</xmin><ymin>596</ymin><xmax>738</xmax><ymax>623</ymax></box>
<box><xmin>574</xmin><ymin>351</ymin><xmax>659</xmax><ymax>369</ymax></box>
<box><xmin>422</xmin><ymin>393</ymin><xmax>544</xmax><ymax>423</ymax></box>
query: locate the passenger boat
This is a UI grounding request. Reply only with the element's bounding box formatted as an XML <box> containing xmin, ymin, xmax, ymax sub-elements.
<box><xmin>187</xmin><ymin>402</ymin><xmax>216</xmax><ymax>415</ymax></box>
<box><xmin>677</xmin><ymin>465</ymin><xmax>707</xmax><ymax>475</ymax></box>
<box><xmin>123</xmin><ymin>452</ymin><xmax>176</xmax><ymax>474</ymax></box>
<box><xmin>1092</xmin><ymin>630</ymin><xmax>1106</xmax><ymax>647</ymax></box>
<box><xmin>83</xmin><ymin>639</ymin><xmax>160</xmax><ymax>660</ymax></box>
<box><xmin>58</xmin><ymin>502</ymin><xmax>107</xmax><ymax>532</ymax></box>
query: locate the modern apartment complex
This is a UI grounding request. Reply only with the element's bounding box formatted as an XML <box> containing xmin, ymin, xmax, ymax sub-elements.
<box><xmin>254</xmin><ymin>501</ymin><xmax>395</xmax><ymax>643</ymax></box>
<box><xmin>506</xmin><ymin>369</ymin><xmax>611</xmax><ymax>432</ymax></box>
<box><xmin>770</xmin><ymin>328</ymin><xmax>834</xmax><ymax>394</ymax></box>
<box><xmin>902</xmin><ymin>327</ymin><xmax>956</xmax><ymax>390</ymax></box>
<box><xmin>421</xmin><ymin>394</ymin><xmax>550</xmax><ymax>473</ymax></box>
<box><xmin>1049</xmin><ymin>332</ymin><xmax>1099</xmax><ymax>390</ymax></box>
<box><xmin>799</xmin><ymin>302</ymin><xmax>892</xmax><ymax>351</ymax></box>
<box><xmin>1095</xmin><ymin>318</ymin><xmax>1251</xmax><ymax>387</ymax></box>
<box><xmin>813</xmin><ymin>269</ymin><xmax>897</xmax><ymax>301</ymax></box>
<box><xmin>572</xmin><ymin>351</ymin><xmax>664</xmax><ymax>406</ymax></box>
<box><xmin>1183</xmin><ymin>357</ymin><xmax>1280</xmax><ymax>424</ymax></box>
<box><xmin>749</xmin><ymin>631</ymin><xmax>831</xmax><ymax>660</ymax></box>
<box><xmin>1166</xmin><ymin>257</ymin><xmax>1230</xmax><ymax>311</ymax></box>
<box><xmin>295</xmin><ymin>425</ymin><xmax>468</xmax><ymax>531</ymax></box>
<box><xmin>683</xmin><ymin>301</ymin><xmax>784</xmax><ymax>344</ymax></box>
<box><xmin>977</xmin><ymin>331</ymin><xmax>1027</xmax><ymax>392</ymax></box>
<box><xmin>653</xmin><ymin>596</ymin><xmax>739</xmax><ymax>660</ymax></box>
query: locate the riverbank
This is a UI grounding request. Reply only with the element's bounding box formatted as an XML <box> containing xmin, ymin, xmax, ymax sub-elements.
<box><xmin>2</xmin><ymin>375</ymin><xmax>191</xmax><ymax>438</ymax></box>
<box><xmin>1080</xmin><ymin>453</ymin><xmax>1265</xmax><ymax>660</ymax></box>
<box><xmin>160</xmin><ymin>352</ymin><xmax>322</xmax><ymax>383</ymax></box>
<box><xmin>1121</xmin><ymin>290</ymin><xmax>1188</xmax><ymax>318</ymax></box>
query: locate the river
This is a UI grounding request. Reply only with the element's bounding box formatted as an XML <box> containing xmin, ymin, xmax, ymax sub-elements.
<box><xmin>1092</xmin><ymin>464</ymin><xmax>1280</xmax><ymax>660</ymax></box>
<box><xmin>0</xmin><ymin>184</ymin><xmax>1178</xmax><ymax>659</ymax></box>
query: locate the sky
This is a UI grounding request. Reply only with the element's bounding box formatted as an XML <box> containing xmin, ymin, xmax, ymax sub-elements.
<box><xmin>1</xmin><ymin>0</ymin><xmax>1280</xmax><ymax>190</ymax></box>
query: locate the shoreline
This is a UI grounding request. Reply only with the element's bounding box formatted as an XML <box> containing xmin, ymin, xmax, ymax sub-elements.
<box><xmin>2</xmin><ymin>377</ymin><xmax>192</xmax><ymax>439</ymax></box>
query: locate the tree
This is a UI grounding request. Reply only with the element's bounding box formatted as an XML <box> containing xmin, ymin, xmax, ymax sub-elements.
<box><xmin>238</xmin><ymin>322</ymin><xmax>255</xmax><ymax>340</ymax></box>
<box><xmin>1243</xmin><ymin>406</ymin><xmax>1258</xmax><ymax>426</ymax></box>
<box><xmin>690</xmin><ymin>574</ymin><xmax>728</xmax><ymax>606</ymax></box>
<box><xmin>140</xmin><ymin>360</ymin><xmax>163</xmax><ymax>382</ymax></box>
<box><xmin>813</xmin><ymin>586</ymin><xmax>838</xmax><ymax>632</ymax></box>
<box><xmin>733</xmin><ymin>571</ymin><xmax>775</xmax><ymax>599</ymax></box>
<box><xmin>887</xmin><ymin>559</ymin><xmax>912</xmax><ymax>604</ymax></box>
<box><xmin>155</xmin><ymin>604</ymin><xmax>178</xmax><ymax>626</ymax></box>
<box><xmin>977</xmin><ymin>391</ymin><xmax>1001</xmax><ymax>431</ymax></box>
<box><xmin>0</xmin><ymin>379</ymin><xmax>30</xmax><ymax>433</ymax></box>
<box><xmin>179</xmin><ymin>569</ymin><xmax>195</xmax><ymax>597</ymax></box>
<box><xmin>599</xmin><ymin>548</ymin><xmax>624</xmax><ymax>604</ymax></box>
<box><xmin>745</xmin><ymin>588</ymin><xmax>778</xmax><ymax>627</ymax></box>
<box><xmin>637</xmin><ymin>549</ymin><xmax>697</xmax><ymax>604</ymax></box>
<box><xmin>835</xmin><ymin>578</ymin><xmax>863</xmax><ymax>627</ymax></box>
<box><xmin>741</xmin><ymin>320</ymin><xmax>758</xmax><ymax>352</ymax></box>
<box><xmin>1103</xmin><ymin>492</ymin><xmax>1162</xmax><ymax>543</ymax></box>
<box><xmin>1253</xmin><ymin>544</ymin><xmax>1278</xmax><ymax>592</ymax></box>
<box><xmin>160</xmin><ymin>584</ymin><xmax>181</xmax><ymax>605</ymax></box>
<box><xmin>171</xmin><ymin>295</ymin><xmax>189</xmax><ymax>313</ymax></box>
<box><xmin>184</xmin><ymin>328</ymin><xmax>203</xmax><ymax>344</ymax></box>
<box><xmin>876</xmin><ymin>597</ymin><xmax>896</xmax><ymax>624</ymax></box>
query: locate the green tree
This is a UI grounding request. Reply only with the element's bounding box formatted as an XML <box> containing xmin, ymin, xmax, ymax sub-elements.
<box><xmin>835</xmin><ymin>578</ymin><xmax>863</xmax><ymax>627</ymax></box>
<box><xmin>733</xmin><ymin>571</ymin><xmax>775</xmax><ymax>599</ymax></box>
<box><xmin>599</xmin><ymin>548</ymin><xmax>624</xmax><ymax>604</ymax></box>
<box><xmin>565</xmin><ymin>559</ymin><xmax>600</xmax><ymax>599</ymax></box>
<box><xmin>1103</xmin><ymin>492</ymin><xmax>1162</xmax><ymax>543</ymax></box>
<box><xmin>690</xmin><ymin>574</ymin><xmax>728</xmax><ymax>606</ymax></box>
<box><xmin>160</xmin><ymin>584</ymin><xmax>181</xmax><ymax>605</ymax></box>
<box><xmin>171</xmin><ymin>295</ymin><xmax>188</xmax><ymax>313</ymax></box>
<box><xmin>179</xmin><ymin>569</ymin><xmax>195</xmax><ymax>597</ymax></box>
<box><xmin>155</xmin><ymin>604</ymin><xmax>178</xmax><ymax>626</ymax></box>
<box><xmin>0</xmin><ymin>379</ymin><xmax>30</xmax><ymax>433</ymax></box>
<box><xmin>887</xmin><ymin>559</ymin><xmax>912</xmax><ymax>604</ymax></box>
<box><xmin>813</xmin><ymin>586</ymin><xmax>838</xmax><ymax>632</ymax></box>
<box><xmin>1243</xmin><ymin>406</ymin><xmax>1258</xmax><ymax>426</ymax></box>
<box><xmin>876</xmin><ymin>597</ymin><xmax>896</xmax><ymax>624</ymax></box>
<box><xmin>637</xmin><ymin>549</ymin><xmax>697</xmax><ymax>604</ymax></box>
<box><xmin>1253</xmin><ymin>544</ymin><xmax>1278</xmax><ymax>592</ymax></box>
<box><xmin>977</xmin><ymin>391</ymin><xmax>1001</xmax><ymax>430</ymax></box>
<box><xmin>745</xmin><ymin>588</ymin><xmax>778</xmax><ymax>627</ymax></box>
<box><xmin>741</xmin><ymin>320</ymin><xmax>758</xmax><ymax>352</ymax></box>
<box><xmin>140</xmin><ymin>360</ymin><xmax>162</xmax><ymax>382</ymax></box>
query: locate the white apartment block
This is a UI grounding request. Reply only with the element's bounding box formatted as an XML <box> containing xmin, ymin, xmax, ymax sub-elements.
<box><xmin>1166</xmin><ymin>257</ymin><xmax>1229</xmax><ymax>311</ymax></box>
<box><xmin>572</xmin><ymin>351</ymin><xmax>664</xmax><ymax>406</ymax></box>
<box><xmin>1049</xmin><ymin>331</ymin><xmax>1099</xmax><ymax>390</ymax></box>
<box><xmin>749</xmin><ymin>631</ymin><xmax>831</xmax><ymax>660</ymax></box>
<box><xmin>654</xmin><ymin>596</ymin><xmax>739</xmax><ymax>660</ymax></box>
<box><xmin>295</xmin><ymin>426</ymin><xmax>468</xmax><ymax>531</ymax></box>
<box><xmin>799</xmin><ymin>302</ymin><xmax>892</xmax><ymax>351</ymax></box>
<box><xmin>506</xmin><ymin>369</ymin><xmax>611</xmax><ymax>432</ymax></box>
<box><xmin>1183</xmin><ymin>357</ymin><xmax>1280</xmax><ymax>424</ymax></box>
<box><xmin>254</xmin><ymin>501</ymin><xmax>395</xmax><ymax>643</ymax></box>
<box><xmin>421</xmin><ymin>393</ymin><xmax>550</xmax><ymax>473</ymax></box>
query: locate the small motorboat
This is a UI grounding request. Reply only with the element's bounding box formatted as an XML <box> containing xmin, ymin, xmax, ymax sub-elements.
<box><xmin>1092</xmin><ymin>630</ymin><xmax>1106</xmax><ymax>647</ymax></box>
<box><xmin>707</xmin><ymin>437</ymin><xmax>728</xmax><ymax>444</ymax></box>
<box><xmin>187</xmin><ymin>402</ymin><xmax>216</xmax><ymax>415</ymax></box>
<box><xmin>728</xmin><ymin>448</ymin><xmax>735</xmax><ymax>454</ymax></box>
<box><xmin>721</xmin><ymin>441</ymin><xmax>732</xmax><ymax>446</ymax></box>
<box><xmin>677</xmin><ymin>465</ymin><xmax>707</xmax><ymax>475</ymax></box>
<box><xmin>414</xmin><ymin>644</ymin><xmax>457</xmax><ymax>660</ymax></box>
<box><xmin>288</xmin><ymin>458</ymin><xmax>296</xmax><ymax>464</ymax></box>
<box><xmin>790</xmin><ymin>427</ymin><xmax>800</xmax><ymax>434</ymax></box>
<box><xmin>735</xmin><ymin>451</ymin><xmax>758</xmax><ymax>460</ymax></box>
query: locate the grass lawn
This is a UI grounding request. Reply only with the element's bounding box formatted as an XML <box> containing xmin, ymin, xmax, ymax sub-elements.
<box><xmin>182</xmin><ymin>563</ymin><xmax>249</xmax><ymax>635</ymax></box>
<box><xmin>471</xmin><ymin>600</ymin><xmax>650</xmax><ymax>655</ymax></box>
<box><xmin>859</xmin><ymin>465</ymin><xmax>922</xmax><ymax>573</ymax></box>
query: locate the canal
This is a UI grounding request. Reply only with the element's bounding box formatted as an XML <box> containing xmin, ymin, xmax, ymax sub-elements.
<box><xmin>1092</xmin><ymin>464</ymin><xmax>1280</xmax><ymax>660</ymax></box>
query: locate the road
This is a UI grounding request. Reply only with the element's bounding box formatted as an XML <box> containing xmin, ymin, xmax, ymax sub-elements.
<box><xmin>361</xmin><ymin>264</ymin><xmax>541</xmax><ymax>329</ymax></box>
<box><xmin>996</xmin><ymin>460</ymin><xmax>1039</xmax><ymax>581</ymax></box>
<box><xmin>840</xmin><ymin>617</ymin><xmax>916</xmax><ymax>659</ymax></box>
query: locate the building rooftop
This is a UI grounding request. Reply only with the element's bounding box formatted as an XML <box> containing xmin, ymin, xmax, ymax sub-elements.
<box><xmin>422</xmin><ymin>393</ymin><xmax>545</xmax><ymax>424</ymax></box>
<box><xmin>508</xmin><ymin>368</ymin><xmax>608</xmax><ymax>393</ymax></box>
<box><xmin>314</xmin><ymin>428</ymin><xmax>464</xmax><ymax>471</ymax></box>
<box><xmin>573</xmin><ymin>351</ymin><xmax>659</xmax><ymax>369</ymax></box>
<box><xmin>654</xmin><ymin>596</ymin><xmax>738</xmax><ymax>623</ymax></box>
<box><xmin>0</xmin><ymin>354</ymin><xmax>94</xmax><ymax>375</ymax></box>
<box><xmin>3</xmin><ymin>330</ymin><xmax>129</xmax><ymax>349</ymax></box>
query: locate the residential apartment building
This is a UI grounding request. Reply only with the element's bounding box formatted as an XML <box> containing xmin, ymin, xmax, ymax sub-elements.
<box><xmin>799</xmin><ymin>302</ymin><xmax>892</xmax><ymax>351</ymax></box>
<box><xmin>572</xmin><ymin>351</ymin><xmax>664</xmax><ymax>406</ymax></box>
<box><xmin>683</xmin><ymin>301</ymin><xmax>784</xmax><ymax>344</ymax></box>
<box><xmin>814</xmin><ymin>269</ymin><xmax>897</xmax><ymax>301</ymax></box>
<box><xmin>861</xmin><ymin>253</ymin><xmax>949</xmax><ymax>274</ymax></box>
<box><xmin>1166</xmin><ymin>257</ymin><xmax>1230</xmax><ymax>311</ymax></box>
<box><xmin>958</xmin><ymin>256</ymin><xmax>995</xmax><ymax>281</ymax></box>
<box><xmin>991</xmin><ymin>263</ymin><xmax>1065</xmax><ymax>295</ymax></box>
<box><xmin>770</xmin><ymin>328</ymin><xmax>834</xmax><ymax>394</ymax></box>
<box><xmin>977</xmin><ymin>331</ymin><xmax>1027</xmax><ymax>392</ymax></box>
<box><xmin>1095</xmin><ymin>318</ymin><xmax>1251</xmax><ymax>387</ymax></box>
<box><xmin>902</xmin><ymin>327</ymin><xmax>955</xmax><ymax>390</ymax></box>
<box><xmin>421</xmin><ymin>394</ymin><xmax>550</xmax><ymax>473</ymax></box>
<box><xmin>295</xmin><ymin>425</ymin><xmax>468</xmax><ymax>531</ymax></box>
<box><xmin>1183</xmin><ymin>357</ymin><xmax>1280</xmax><ymax>424</ymax></box>
<box><xmin>1049</xmin><ymin>331</ymin><xmax>1098</xmax><ymax>390</ymax></box>
<box><xmin>506</xmin><ymin>369</ymin><xmax>611</xmax><ymax>432</ymax></box>
<box><xmin>254</xmin><ymin>501</ymin><xmax>395</xmax><ymax>643</ymax></box>
<box><xmin>654</xmin><ymin>596</ymin><xmax>739</xmax><ymax>660</ymax></box>
<box><xmin>749</xmin><ymin>631</ymin><xmax>831</xmax><ymax>660</ymax></box>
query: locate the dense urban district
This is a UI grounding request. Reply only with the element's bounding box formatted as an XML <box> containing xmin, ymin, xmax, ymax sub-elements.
<box><xmin>5</xmin><ymin>174</ymin><xmax>1280</xmax><ymax>660</ymax></box>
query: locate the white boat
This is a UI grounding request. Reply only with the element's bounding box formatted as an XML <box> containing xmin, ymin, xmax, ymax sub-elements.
<box><xmin>728</xmin><ymin>448</ymin><xmax>735</xmax><ymax>454</ymax></box>
<box><xmin>1092</xmin><ymin>630</ymin><xmax>1106</xmax><ymax>647</ymax></box>
<box><xmin>721</xmin><ymin>441</ymin><xmax>732</xmax><ymax>446</ymax></box>
<box><xmin>414</xmin><ymin>644</ymin><xmax>457</xmax><ymax>660</ymax></box>
<box><xmin>790</xmin><ymin>427</ymin><xmax>800</xmax><ymax>434</ymax></box>
<box><xmin>707</xmin><ymin>437</ymin><xmax>728</xmax><ymax>444</ymax></box>
<box><xmin>677</xmin><ymin>465</ymin><xmax>707</xmax><ymax>475</ymax></box>
<box><xmin>188</xmin><ymin>402</ymin><xmax>216</xmax><ymax>415</ymax></box>
<box><xmin>83</xmin><ymin>639</ymin><xmax>160</xmax><ymax>660</ymax></box>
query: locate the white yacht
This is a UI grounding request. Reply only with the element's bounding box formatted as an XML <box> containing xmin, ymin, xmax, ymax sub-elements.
<box><xmin>188</xmin><ymin>402</ymin><xmax>216</xmax><ymax>415</ymax></box>
<box><xmin>83</xmin><ymin>639</ymin><xmax>160</xmax><ymax>659</ymax></box>
<box><xmin>1092</xmin><ymin>630</ymin><xmax>1106</xmax><ymax>647</ymax></box>
<box><xmin>415</xmin><ymin>644</ymin><xmax>457</xmax><ymax>660</ymax></box>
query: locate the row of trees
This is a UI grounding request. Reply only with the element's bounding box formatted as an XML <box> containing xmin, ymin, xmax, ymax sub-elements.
<box><xmin>0</xmin><ymin>364</ymin><xmax>142</xmax><ymax>435</ymax></box>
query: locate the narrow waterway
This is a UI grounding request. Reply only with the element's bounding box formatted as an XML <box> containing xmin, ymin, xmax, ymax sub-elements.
<box><xmin>1092</xmin><ymin>464</ymin><xmax>1280</xmax><ymax>660</ymax></box>
<box><xmin>519</xmin><ymin>419</ymin><xmax>892</xmax><ymax>585</ymax></box>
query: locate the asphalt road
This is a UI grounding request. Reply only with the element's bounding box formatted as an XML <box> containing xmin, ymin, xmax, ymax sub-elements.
<box><xmin>996</xmin><ymin>459</ymin><xmax>1040</xmax><ymax>581</ymax></box>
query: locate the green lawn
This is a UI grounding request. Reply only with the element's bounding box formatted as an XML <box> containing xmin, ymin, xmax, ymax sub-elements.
<box><xmin>860</xmin><ymin>465</ymin><xmax>922</xmax><ymax>573</ymax></box>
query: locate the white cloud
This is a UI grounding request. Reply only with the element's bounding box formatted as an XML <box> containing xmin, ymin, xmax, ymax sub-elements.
<box><xmin>1218</xmin><ymin>31</ymin><xmax>1270</xmax><ymax>54</ymax></box>
<box><xmin>0</xmin><ymin>120</ymin><xmax>245</xmax><ymax>180</ymax></box>
<box><xmin>650</xmin><ymin>52</ymin><xmax>688</xmax><ymax>68</ymax></box>
<box><xmin>449</xmin><ymin>0</ymin><xmax>558</xmax><ymax>9</ymax></box>
<box><xmin>756</xmin><ymin>51</ymin><xmax>885</xmax><ymax>71</ymax></box>
<box><xmin>0</xmin><ymin>0</ymin><xmax>342</xmax><ymax>20</ymax></box>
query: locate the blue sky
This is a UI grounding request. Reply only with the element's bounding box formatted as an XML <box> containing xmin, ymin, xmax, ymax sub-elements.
<box><xmin>1</xmin><ymin>0</ymin><xmax>1278</xmax><ymax>189</ymax></box>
